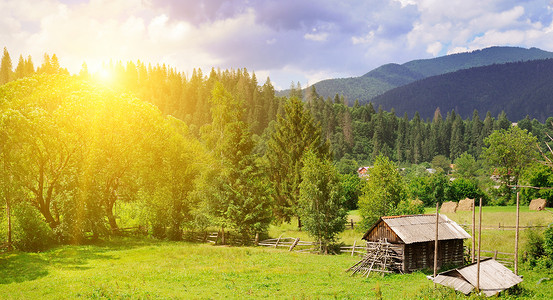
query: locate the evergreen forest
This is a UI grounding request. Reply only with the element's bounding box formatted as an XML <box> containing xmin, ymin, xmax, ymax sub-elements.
<box><xmin>2</xmin><ymin>46</ymin><xmax>553</xmax><ymax>252</ymax></box>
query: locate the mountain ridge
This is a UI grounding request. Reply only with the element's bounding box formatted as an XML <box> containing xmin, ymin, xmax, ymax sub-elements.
<box><xmin>287</xmin><ymin>46</ymin><xmax>553</xmax><ymax>103</ymax></box>
<box><xmin>371</xmin><ymin>58</ymin><xmax>553</xmax><ymax>122</ymax></box>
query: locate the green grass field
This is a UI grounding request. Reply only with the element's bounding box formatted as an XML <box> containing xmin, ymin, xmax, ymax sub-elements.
<box><xmin>0</xmin><ymin>238</ymin><xmax>434</xmax><ymax>299</ymax></box>
<box><xmin>1</xmin><ymin>206</ymin><xmax>553</xmax><ymax>299</ymax></box>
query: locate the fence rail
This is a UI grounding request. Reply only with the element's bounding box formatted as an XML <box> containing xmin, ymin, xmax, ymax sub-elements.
<box><xmin>257</xmin><ymin>236</ymin><xmax>317</xmax><ymax>252</ymax></box>
<box><xmin>479</xmin><ymin>249</ymin><xmax>515</xmax><ymax>266</ymax></box>
<box><xmin>459</xmin><ymin>223</ymin><xmax>548</xmax><ymax>231</ymax></box>
<box><xmin>339</xmin><ymin>244</ymin><xmax>369</xmax><ymax>256</ymax></box>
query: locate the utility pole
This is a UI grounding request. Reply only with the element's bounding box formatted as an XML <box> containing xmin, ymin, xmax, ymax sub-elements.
<box><xmin>476</xmin><ymin>198</ymin><xmax>482</xmax><ymax>292</ymax></box>
<box><xmin>433</xmin><ymin>202</ymin><xmax>439</xmax><ymax>283</ymax></box>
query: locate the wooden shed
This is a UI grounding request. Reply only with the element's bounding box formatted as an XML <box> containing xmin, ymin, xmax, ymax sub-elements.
<box><xmin>432</xmin><ymin>258</ymin><xmax>523</xmax><ymax>297</ymax></box>
<box><xmin>362</xmin><ymin>214</ymin><xmax>470</xmax><ymax>273</ymax></box>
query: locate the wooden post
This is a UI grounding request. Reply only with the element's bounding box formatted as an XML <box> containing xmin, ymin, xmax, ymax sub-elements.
<box><xmin>433</xmin><ymin>202</ymin><xmax>439</xmax><ymax>281</ymax></box>
<box><xmin>476</xmin><ymin>198</ymin><xmax>483</xmax><ymax>292</ymax></box>
<box><xmin>351</xmin><ymin>240</ymin><xmax>357</xmax><ymax>257</ymax></box>
<box><xmin>515</xmin><ymin>192</ymin><xmax>520</xmax><ymax>275</ymax></box>
<box><xmin>289</xmin><ymin>237</ymin><xmax>300</xmax><ymax>251</ymax></box>
<box><xmin>274</xmin><ymin>233</ymin><xmax>283</xmax><ymax>248</ymax></box>
<box><xmin>255</xmin><ymin>232</ymin><xmax>259</xmax><ymax>246</ymax></box>
<box><xmin>493</xmin><ymin>250</ymin><xmax>498</xmax><ymax>259</ymax></box>
<box><xmin>350</xmin><ymin>219</ymin><xmax>354</xmax><ymax>229</ymax></box>
<box><xmin>471</xmin><ymin>198</ymin><xmax>475</xmax><ymax>263</ymax></box>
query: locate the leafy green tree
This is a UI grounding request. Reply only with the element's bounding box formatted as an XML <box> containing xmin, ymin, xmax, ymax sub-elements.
<box><xmin>265</xmin><ymin>96</ymin><xmax>330</xmax><ymax>225</ymax></box>
<box><xmin>0</xmin><ymin>109</ymin><xmax>31</xmax><ymax>250</ymax></box>
<box><xmin>340</xmin><ymin>172</ymin><xmax>361</xmax><ymax>210</ymax></box>
<box><xmin>454</xmin><ymin>152</ymin><xmax>479</xmax><ymax>179</ymax></box>
<box><xmin>298</xmin><ymin>150</ymin><xmax>347</xmax><ymax>254</ymax></box>
<box><xmin>431</xmin><ymin>155</ymin><xmax>451</xmax><ymax>174</ymax></box>
<box><xmin>358</xmin><ymin>155</ymin><xmax>406</xmax><ymax>229</ymax></box>
<box><xmin>520</xmin><ymin>163</ymin><xmax>553</xmax><ymax>204</ymax></box>
<box><xmin>483</xmin><ymin>126</ymin><xmax>538</xmax><ymax>203</ymax></box>
<box><xmin>407</xmin><ymin>176</ymin><xmax>432</xmax><ymax>205</ymax></box>
<box><xmin>446</xmin><ymin>178</ymin><xmax>482</xmax><ymax>202</ymax></box>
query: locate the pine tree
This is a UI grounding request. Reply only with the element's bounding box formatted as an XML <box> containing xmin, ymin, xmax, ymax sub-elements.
<box><xmin>470</xmin><ymin>110</ymin><xmax>483</xmax><ymax>157</ymax></box>
<box><xmin>495</xmin><ymin>111</ymin><xmax>511</xmax><ymax>131</ymax></box>
<box><xmin>265</xmin><ymin>97</ymin><xmax>330</xmax><ymax>225</ymax></box>
<box><xmin>14</xmin><ymin>55</ymin><xmax>25</xmax><ymax>80</ymax></box>
<box><xmin>24</xmin><ymin>55</ymin><xmax>34</xmax><ymax>76</ymax></box>
<box><xmin>480</xmin><ymin>111</ymin><xmax>494</xmax><ymax>147</ymax></box>
<box><xmin>449</xmin><ymin>115</ymin><xmax>465</xmax><ymax>160</ymax></box>
<box><xmin>199</xmin><ymin>82</ymin><xmax>272</xmax><ymax>241</ymax></box>
<box><xmin>0</xmin><ymin>47</ymin><xmax>13</xmax><ymax>85</ymax></box>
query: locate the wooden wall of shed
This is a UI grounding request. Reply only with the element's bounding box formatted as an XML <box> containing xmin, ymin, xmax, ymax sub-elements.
<box><xmin>403</xmin><ymin>239</ymin><xmax>464</xmax><ymax>273</ymax></box>
<box><xmin>365</xmin><ymin>221</ymin><xmax>401</xmax><ymax>243</ymax></box>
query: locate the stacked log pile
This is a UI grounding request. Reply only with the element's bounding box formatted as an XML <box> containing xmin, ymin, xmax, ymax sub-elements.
<box><xmin>347</xmin><ymin>239</ymin><xmax>403</xmax><ymax>276</ymax></box>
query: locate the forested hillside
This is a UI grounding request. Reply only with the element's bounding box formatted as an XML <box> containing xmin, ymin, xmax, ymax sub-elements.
<box><xmin>371</xmin><ymin>58</ymin><xmax>553</xmax><ymax>122</ymax></box>
<box><xmin>301</xmin><ymin>46</ymin><xmax>553</xmax><ymax>103</ymax></box>
<box><xmin>2</xmin><ymin>47</ymin><xmax>553</xmax><ymax>251</ymax></box>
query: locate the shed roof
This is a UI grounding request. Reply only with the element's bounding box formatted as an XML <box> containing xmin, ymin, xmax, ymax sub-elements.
<box><xmin>432</xmin><ymin>258</ymin><xmax>523</xmax><ymax>297</ymax></box>
<box><xmin>363</xmin><ymin>214</ymin><xmax>470</xmax><ymax>244</ymax></box>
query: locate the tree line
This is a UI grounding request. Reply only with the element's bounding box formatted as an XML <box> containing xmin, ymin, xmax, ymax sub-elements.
<box><xmin>2</xmin><ymin>47</ymin><xmax>553</xmax><ymax>253</ymax></box>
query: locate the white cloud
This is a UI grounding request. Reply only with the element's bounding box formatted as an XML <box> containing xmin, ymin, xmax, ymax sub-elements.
<box><xmin>426</xmin><ymin>41</ymin><xmax>442</xmax><ymax>55</ymax></box>
<box><xmin>304</xmin><ymin>32</ymin><xmax>329</xmax><ymax>42</ymax></box>
<box><xmin>2</xmin><ymin>0</ymin><xmax>553</xmax><ymax>89</ymax></box>
<box><xmin>352</xmin><ymin>31</ymin><xmax>375</xmax><ymax>45</ymax></box>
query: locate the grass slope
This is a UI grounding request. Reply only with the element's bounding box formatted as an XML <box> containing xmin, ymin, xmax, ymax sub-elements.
<box><xmin>1</xmin><ymin>206</ymin><xmax>552</xmax><ymax>299</ymax></box>
<box><xmin>1</xmin><ymin>238</ymin><xmax>431</xmax><ymax>299</ymax></box>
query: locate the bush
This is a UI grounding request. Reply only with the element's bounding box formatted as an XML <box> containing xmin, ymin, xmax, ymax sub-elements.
<box><xmin>523</xmin><ymin>225</ymin><xmax>553</xmax><ymax>270</ymax></box>
<box><xmin>13</xmin><ymin>203</ymin><xmax>53</xmax><ymax>252</ymax></box>
<box><xmin>544</xmin><ymin>226</ymin><xmax>553</xmax><ymax>259</ymax></box>
<box><xmin>523</xmin><ymin>227</ymin><xmax>545</xmax><ymax>268</ymax></box>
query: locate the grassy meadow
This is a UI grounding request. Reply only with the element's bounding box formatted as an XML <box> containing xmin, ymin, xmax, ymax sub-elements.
<box><xmin>1</xmin><ymin>206</ymin><xmax>553</xmax><ymax>299</ymax></box>
<box><xmin>0</xmin><ymin>238</ymin><xmax>433</xmax><ymax>299</ymax></box>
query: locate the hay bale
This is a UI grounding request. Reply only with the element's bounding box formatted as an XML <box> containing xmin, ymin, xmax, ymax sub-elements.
<box><xmin>457</xmin><ymin>198</ymin><xmax>474</xmax><ymax>211</ymax></box>
<box><xmin>529</xmin><ymin>198</ymin><xmax>547</xmax><ymax>211</ymax></box>
<box><xmin>441</xmin><ymin>201</ymin><xmax>458</xmax><ymax>213</ymax></box>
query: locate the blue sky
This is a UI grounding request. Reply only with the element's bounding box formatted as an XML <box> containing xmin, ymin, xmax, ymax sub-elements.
<box><xmin>2</xmin><ymin>0</ymin><xmax>553</xmax><ymax>89</ymax></box>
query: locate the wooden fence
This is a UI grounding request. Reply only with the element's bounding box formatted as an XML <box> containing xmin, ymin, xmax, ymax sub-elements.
<box><xmin>257</xmin><ymin>235</ymin><xmax>317</xmax><ymax>252</ymax></box>
<box><xmin>182</xmin><ymin>231</ymin><xmax>255</xmax><ymax>245</ymax></box>
<box><xmin>479</xmin><ymin>250</ymin><xmax>515</xmax><ymax>267</ymax></box>
<box><xmin>340</xmin><ymin>241</ymin><xmax>370</xmax><ymax>256</ymax></box>
<box><xmin>459</xmin><ymin>223</ymin><xmax>548</xmax><ymax>231</ymax></box>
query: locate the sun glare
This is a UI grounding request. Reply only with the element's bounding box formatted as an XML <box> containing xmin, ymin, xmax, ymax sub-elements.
<box><xmin>86</xmin><ymin>61</ymin><xmax>115</xmax><ymax>84</ymax></box>
<box><xmin>97</xmin><ymin>68</ymin><xmax>113</xmax><ymax>82</ymax></box>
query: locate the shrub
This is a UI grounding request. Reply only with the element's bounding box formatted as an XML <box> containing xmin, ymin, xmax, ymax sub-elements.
<box><xmin>523</xmin><ymin>227</ymin><xmax>545</xmax><ymax>268</ymax></box>
<box><xmin>13</xmin><ymin>203</ymin><xmax>53</xmax><ymax>252</ymax></box>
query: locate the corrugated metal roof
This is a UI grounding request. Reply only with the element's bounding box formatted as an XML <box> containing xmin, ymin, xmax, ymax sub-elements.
<box><xmin>380</xmin><ymin>214</ymin><xmax>470</xmax><ymax>244</ymax></box>
<box><xmin>432</xmin><ymin>258</ymin><xmax>523</xmax><ymax>297</ymax></box>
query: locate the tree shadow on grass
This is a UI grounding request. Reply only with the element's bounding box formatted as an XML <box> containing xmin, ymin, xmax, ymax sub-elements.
<box><xmin>0</xmin><ymin>252</ymin><xmax>50</xmax><ymax>284</ymax></box>
<box><xmin>0</xmin><ymin>237</ymin><xmax>161</xmax><ymax>284</ymax></box>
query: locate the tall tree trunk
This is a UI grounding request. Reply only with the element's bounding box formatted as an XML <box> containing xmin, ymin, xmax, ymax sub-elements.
<box><xmin>39</xmin><ymin>201</ymin><xmax>59</xmax><ymax>229</ymax></box>
<box><xmin>105</xmin><ymin>202</ymin><xmax>119</xmax><ymax>233</ymax></box>
<box><xmin>5</xmin><ymin>186</ymin><xmax>12</xmax><ymax>251</ymax></box>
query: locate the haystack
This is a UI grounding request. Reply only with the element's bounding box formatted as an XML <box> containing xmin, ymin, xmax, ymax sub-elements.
<box><xmin>457</xmin><ymin>198</ymin><xmax>474</xmax><ymax>211</ymax></box>
<box><xmin>441</xmin><ymin>201</ymin><xmax>458</xmax><ymax>213</ymax></box>
<box><xmin>529</xmin><ymin>198</ymin><xmax>547</xmax><ymax>211</ymax></box>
